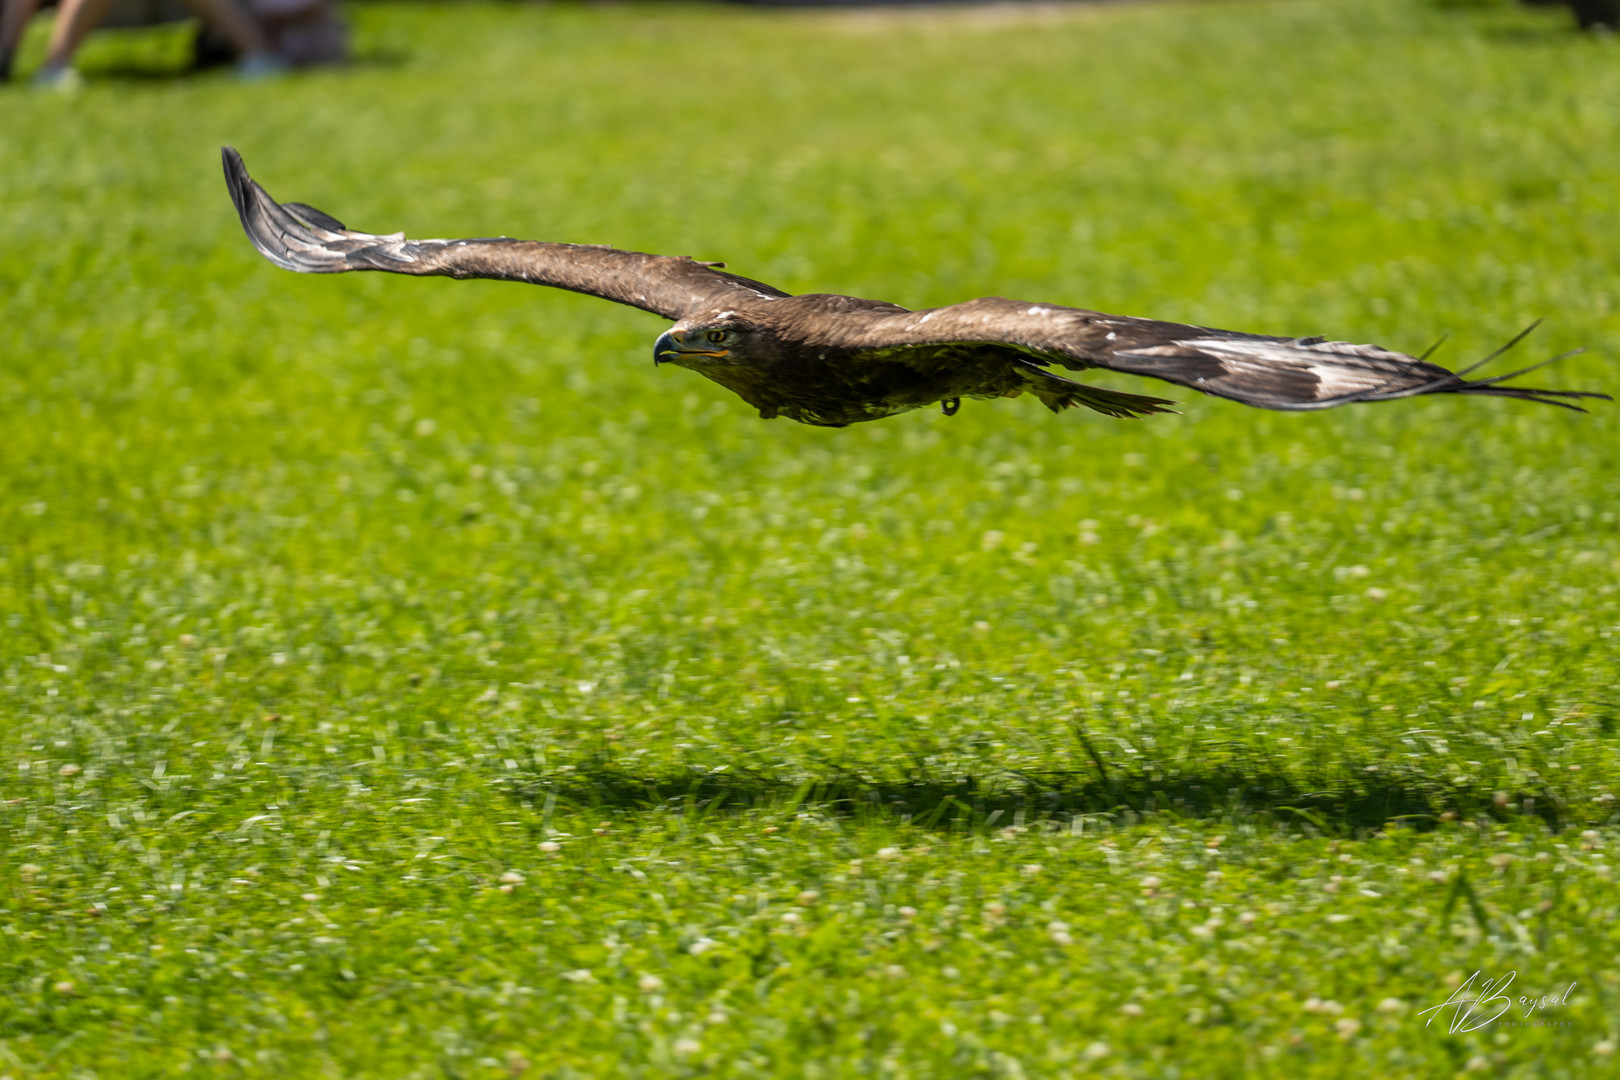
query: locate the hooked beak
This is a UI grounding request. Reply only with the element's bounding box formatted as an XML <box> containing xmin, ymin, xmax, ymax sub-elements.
<box><xmin>653</xmin><ymin>330</ymin><xmax>679</xmax><ymax>366</ymax></box>
<box><xmin>653</xmin><ymin>329</ymin><xmax>728</xmax><ymax>366</ymax></box>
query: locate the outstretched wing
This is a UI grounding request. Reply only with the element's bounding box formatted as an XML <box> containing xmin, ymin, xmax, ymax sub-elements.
<box><xmin>222</xmin><ymin>147</ymin><xmax>790</xmax><ymax>321</ymax></box>
<box><xmin>811</xmin><ymin>296</ymin><xmax>1607</xmax><ymax>412</ymax></box>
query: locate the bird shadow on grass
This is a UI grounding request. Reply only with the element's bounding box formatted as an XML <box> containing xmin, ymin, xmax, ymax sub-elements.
<box><xmin>497</xmin><ymin>757</ymin><xmax>1571</xmax><ymax>836</ymax></box>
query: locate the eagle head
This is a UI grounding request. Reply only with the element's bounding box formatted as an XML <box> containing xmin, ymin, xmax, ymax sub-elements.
<box><xmin>653</xmin><ymin>311</ymin><xmax>770</xmax><ymax>369</ymax></box>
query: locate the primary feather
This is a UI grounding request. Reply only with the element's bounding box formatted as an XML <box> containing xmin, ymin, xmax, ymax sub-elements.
<box><xmin>223</xmin><ymin>147</ymin><xmax>1608</xmax><ymax>426</ymax></box>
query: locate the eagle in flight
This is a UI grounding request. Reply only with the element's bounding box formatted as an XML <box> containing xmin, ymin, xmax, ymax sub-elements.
<box><xmin>223</xmin><ymin>148</ymin><xmax>1605</xmax><ymax>427</ymax></box>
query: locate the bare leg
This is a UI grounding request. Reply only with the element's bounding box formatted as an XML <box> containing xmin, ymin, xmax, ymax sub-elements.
<box><xmin>41</xmin><ymin>0</ymin><xmax>116</xmax><ymax>70</ymax></box>
<box><xmin>1</xmin><ymin>0</ymin><xmax>42</xmax><ymax>81</ymax></box>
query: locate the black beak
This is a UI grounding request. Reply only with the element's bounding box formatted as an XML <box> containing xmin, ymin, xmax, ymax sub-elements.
<box><xmin>653</xmin><ymin>330</ymin><xmax>678</xmax><ymax>366</ymax></box>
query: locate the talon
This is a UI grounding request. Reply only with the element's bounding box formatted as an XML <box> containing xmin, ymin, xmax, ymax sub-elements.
<box><xmin>941</xmin><ymin>397</ymin><xmax>960</xmax><ymax>416</ymax></box>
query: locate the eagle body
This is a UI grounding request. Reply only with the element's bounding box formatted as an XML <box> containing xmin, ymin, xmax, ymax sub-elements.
<box><xmin>222</xmin><ymin>148</ymin><xmax>1606</xmax><ymax>423</ymax></box>
<box><xmin>657</xmin><ymin>295</ymin><xmax>1142</xmax><ymax>427</ymax></box>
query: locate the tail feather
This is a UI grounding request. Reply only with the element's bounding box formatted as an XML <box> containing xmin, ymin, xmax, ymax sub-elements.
<box><xmin>1032</xmin><ymin>381</ymin><xmax>1180</xmax><ymax>420</ymax></box>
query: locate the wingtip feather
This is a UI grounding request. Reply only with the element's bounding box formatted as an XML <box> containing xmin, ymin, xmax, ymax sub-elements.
<box><xmin>221</xmin><ymin>146</ymin><xmax>368</xmax><ymax>274</ymax></box>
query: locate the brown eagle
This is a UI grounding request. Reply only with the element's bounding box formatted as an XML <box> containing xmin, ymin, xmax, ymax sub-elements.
<box><xmin>223</xmin><ymin>148</ymin><xmax>1606</xmax><ymax>427</ymax></box>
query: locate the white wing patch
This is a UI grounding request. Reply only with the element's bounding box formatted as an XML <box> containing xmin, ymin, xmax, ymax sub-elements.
<box><xmin>1170</xmin><ymin>337</ymin><xmax>1415</xmax><ymax>398</ymax></box>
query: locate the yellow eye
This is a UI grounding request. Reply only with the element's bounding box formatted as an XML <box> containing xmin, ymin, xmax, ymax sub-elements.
<box><xmin>705</xmin><ymin>329</ymin><xmax>728</xmax><ymax>344</ymax></box>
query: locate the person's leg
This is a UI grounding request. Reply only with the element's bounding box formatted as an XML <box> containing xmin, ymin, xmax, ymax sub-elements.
<box><xmin>40</xmin><ymin>0</ymin><xmax>115</xmax><ymax>73</ymax></box>
<box><xmin>1</xmin><ymin>0</ymin><xmax>43</xmax><ymax>81</ymax></box>
<box><xmin>178</xmin><ymin>0</ymin><xmax>271</xmax><ymax>58</ymax></box>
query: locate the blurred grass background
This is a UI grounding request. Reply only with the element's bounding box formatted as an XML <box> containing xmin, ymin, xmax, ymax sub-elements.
<box><xmin>1</xmin><ymin>0</ymin><xmax>1618</xmax><ymax>1075</ymax></box>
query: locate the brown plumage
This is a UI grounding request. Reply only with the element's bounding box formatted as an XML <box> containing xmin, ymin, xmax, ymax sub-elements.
<box><xmin>223</xmin><ymin>148</ymin><xmax>1607</xmax><ymax>427</ymax></box>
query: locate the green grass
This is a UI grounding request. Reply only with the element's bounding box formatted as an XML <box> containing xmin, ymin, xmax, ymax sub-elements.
<box><xmin>2</xmin><ymin>0</ymin><xmax>1619</xmax><ymax>1075</ymax></box>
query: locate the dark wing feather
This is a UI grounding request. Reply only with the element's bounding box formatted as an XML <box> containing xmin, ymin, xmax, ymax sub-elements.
<box><xmin>804</xmin><ymin>296</ymin><xmax>1607</xmax><ymax>412</ymax></box>
<box><xmin>222</xmin><ymin>147</ymin><xmax>789</xmax><ymax>321</ymax></box>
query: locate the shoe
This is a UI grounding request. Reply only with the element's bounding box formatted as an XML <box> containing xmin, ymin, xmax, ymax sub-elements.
<box><xmin>32</xmin><ymin>64</ymin><xmax>82</xmax><ymax>92</ymax></box>
<box><xmin>234</xmin><ymin>52</ymin><xmax>290</xmax><ymax>81</ymax></box>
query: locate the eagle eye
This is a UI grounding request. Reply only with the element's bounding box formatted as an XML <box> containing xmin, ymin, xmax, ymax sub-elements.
<box><xmin>705</xmin><ymin>329</ymin><xmax>729</xmax><ymax>344</ymax></box>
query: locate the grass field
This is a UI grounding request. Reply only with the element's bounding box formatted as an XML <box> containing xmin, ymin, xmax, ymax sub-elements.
<box><xmin>2</xmin><ymin>0</ymin><xmax>1619</xmax><ymax>1075</ymax></box>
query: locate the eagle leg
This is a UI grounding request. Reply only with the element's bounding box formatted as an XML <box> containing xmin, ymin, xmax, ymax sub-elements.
<box><xmin>941</xmin><ymin>398</ymin><xmax>961</xmax><ymax>416</ymax></box>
